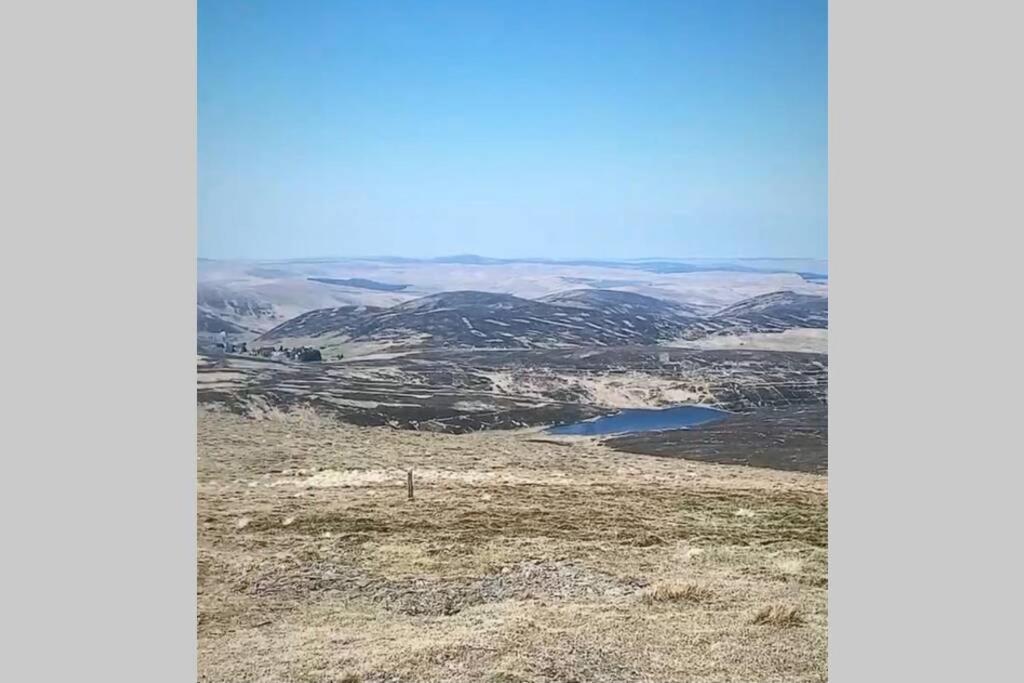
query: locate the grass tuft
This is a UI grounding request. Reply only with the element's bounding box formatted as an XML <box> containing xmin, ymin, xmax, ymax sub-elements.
<box><xmin>751</xmin><ymin>604</ymin><xmax>804</xmax><ymax>627</ymax></box>
<box><xmin>631</xmin><ymin>531</ymin><xmax>667</xmax><ymax>547</ymax></box>
<box><xmin>642</xmin><ymin>582</ymin><xmax>713</xmax><ymax>605</ymax></box>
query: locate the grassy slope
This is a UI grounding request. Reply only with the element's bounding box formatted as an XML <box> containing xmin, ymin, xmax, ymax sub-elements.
<box><xmin>198</xmin><ymin>408</ymin><xmax>827</xmax><ymax>683</ymax></box>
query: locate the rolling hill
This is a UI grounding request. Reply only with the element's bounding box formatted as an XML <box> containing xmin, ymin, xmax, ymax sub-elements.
<box><xmin>711</xmin><ymin>290</ymin><xmax>828</xmax><ymax>331</ymax></box>
<box><xmin>255</xmin><ymin>288</ymin><xmax>826</xmax><ymax>351</ymax></box>
<box><xmin>538</xmin><ymin>288</ymin><xmax>702</xmax><ymax>317</ymax></box>
<box><xmin>259</xmin><ymin>290</ymin><xmax>693</xmax><ymax>349</ymax></box>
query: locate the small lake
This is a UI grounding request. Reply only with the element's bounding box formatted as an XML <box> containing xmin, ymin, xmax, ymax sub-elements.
<box><xmin>548</xmin><ymin>405</ymin><xmax>729</xmax><ymax>436</ymax></box>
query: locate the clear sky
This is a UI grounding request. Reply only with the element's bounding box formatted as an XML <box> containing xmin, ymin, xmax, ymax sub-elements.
<box><xmin>199</xmin><ymin>0</ymin><xmax>826</xmax><ymax>261</ymax></box>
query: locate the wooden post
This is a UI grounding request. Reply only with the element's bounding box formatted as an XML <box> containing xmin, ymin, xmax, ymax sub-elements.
<box><xmin>407</xmin><ymin>470</ymin><xmax>414</xmax><ymax>500</ymax></box>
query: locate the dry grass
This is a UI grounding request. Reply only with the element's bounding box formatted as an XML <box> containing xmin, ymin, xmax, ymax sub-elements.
<box><xmin>752</xmin><ymin>604</ymin><xmax>806</xmax><ymax>627</ymax></box>
<box><xmin>642</xmin><ymin>582</ymin><xmax>714</xmax><ymax>605</ymax></box>
<box><xmin>198</xmin><ymin>408</ymin><xmax>827</xmax><ymax>682</ymax></box>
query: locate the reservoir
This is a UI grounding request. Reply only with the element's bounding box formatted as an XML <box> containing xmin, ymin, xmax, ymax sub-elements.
<box><xmin>548</xmin><ymin>405</ymin><xmax>729</xmax><ymax>436</ymax></box>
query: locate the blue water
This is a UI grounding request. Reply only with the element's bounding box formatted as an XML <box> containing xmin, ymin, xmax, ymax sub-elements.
<box><xmin>548</xmin><ymin>405</ymin><xmax>729</xmax><ymax>436</ymax></box>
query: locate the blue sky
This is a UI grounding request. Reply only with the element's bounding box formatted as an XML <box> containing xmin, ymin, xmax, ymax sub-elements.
<box><xmin>199</xmin><ymin>0</ymin><xmax>826</xmax><ymax>260</ymax></box>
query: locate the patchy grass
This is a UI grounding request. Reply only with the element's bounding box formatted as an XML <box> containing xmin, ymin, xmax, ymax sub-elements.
<box><xmin>198</xmin><ymin>409</ymin><xmax>827</xmax><ymax>682</ymax></box>
<box><xmin>488</xmin><ymin>673</ymin><xmax>528</xmax><ymax>683</ymax></box>
<box><xmin>642</xmin><ymin>582</ymin><xmax>714</xmax><ymax>605</ymax></box>
<box><xmin>752</xmin><ymin>604</ymin><xmax>805</xmax><ymax>627</ymax></box>
<box><xmin>626</xmin><ymin>530</ymin><xmax>668</xmax><ymax>547</ymax></box>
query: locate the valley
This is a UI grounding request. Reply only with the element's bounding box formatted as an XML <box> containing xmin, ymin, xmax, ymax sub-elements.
<box><xmin>197</xmin><ymin>256</ymin><xmax>828</xmax><ymax>682</ymax></box>
<box><xmin>198</xmin><ymin>258</ymin><xmax>827</xmax><ymax>467</ymax></box>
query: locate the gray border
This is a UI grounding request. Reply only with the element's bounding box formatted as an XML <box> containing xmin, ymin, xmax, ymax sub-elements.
<box><xmin>830</xmin><ymin>1</ymin><xmax>1019</xmax><ymax>680</ymax></box>
<box><xmin>3</xmin><ymin>1</ymin><xmax>196</xmax><ymax>681</ymax></box>
<box><xmin>3</xmin><ymin>1</ymin><xmax>1021</xmax><ymax>681</ymax></box>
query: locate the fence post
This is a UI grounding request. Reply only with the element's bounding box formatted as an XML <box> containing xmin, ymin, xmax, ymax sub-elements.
<box><xmin>407</xmin><ymin>470</ymin><xmax>414</xmax><ymax>500</ymax></box>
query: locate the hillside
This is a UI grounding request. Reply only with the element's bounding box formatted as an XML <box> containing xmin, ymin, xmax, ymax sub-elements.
<box><xmin>710</xmin><ymin>290</ymin><xmax>828</xmax><ymax>332</ymax></box>
<box><xmin>255</xmin><ymin>288</ymin><xmax>827</xmax><ymax>352</ymax></box>
<box><xmin>197</xmin><ymin>256</ymin><xmax>827</xmax><ymax>336</ymax></box>
<box><xmin>538</xmin><ymin>288</ymin><xmax>701</xmax><ymax>317</ymax></box>
<box><xmin>258</xmin><ymin>305</ymin><xmax>386</xmax><ymax>342</ymax></box>
<box><xmin>199</xmin><ymin>408</ymin><xmax>827</xmax><ymax>683</ymax></box>
<box><xmin>198</xmin><ymin>285</ymin><xmax>277</xmax><ymax>329</ymax></box>
<box><xmin>197</xmin><ymin>308</ymin><xmax>249</xmax><ymax>335</ymax></box>
<box><xmin>197</xmin><ymin>280</ymin><xmax>415</xmax><ymax>333</ymax></box>
<box><xmin>258</xmin><ymin>290</ymin><xmax>696</xmax><ymax>349</ymax></box>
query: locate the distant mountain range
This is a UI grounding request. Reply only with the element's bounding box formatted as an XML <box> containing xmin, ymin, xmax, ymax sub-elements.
<box><xmin>376</xmin><ymin>255</ymin><xmax>827</xmax><ymax>276</ymax></box>
<box><xmin>200</xmin><ymin>254</ymin><xmax>828</xmax><ymax>276</ymax></box>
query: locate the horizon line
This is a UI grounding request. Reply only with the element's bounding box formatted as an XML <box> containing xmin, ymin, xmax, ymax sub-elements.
<box><xmin>198</xmin><ymin>254</ymin><xmax>828</xmax><ymax>263</ymax></box>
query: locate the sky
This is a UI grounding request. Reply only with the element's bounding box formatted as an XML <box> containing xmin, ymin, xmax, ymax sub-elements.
<box><xmin>199</xmin><ymin>0</ymin><xmax>827</xmax><ymax>261</ymax></box>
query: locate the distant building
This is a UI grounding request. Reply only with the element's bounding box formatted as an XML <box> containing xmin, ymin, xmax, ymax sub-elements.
<box><xmin>293</xmin><ymin>347</ymin><xmax>322</xmax><ymax>362</ymax></box>
<box><xmin>658</xmin><ymin>352</ymin><xmax>670</xmax><ymax>364</ymax></box>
